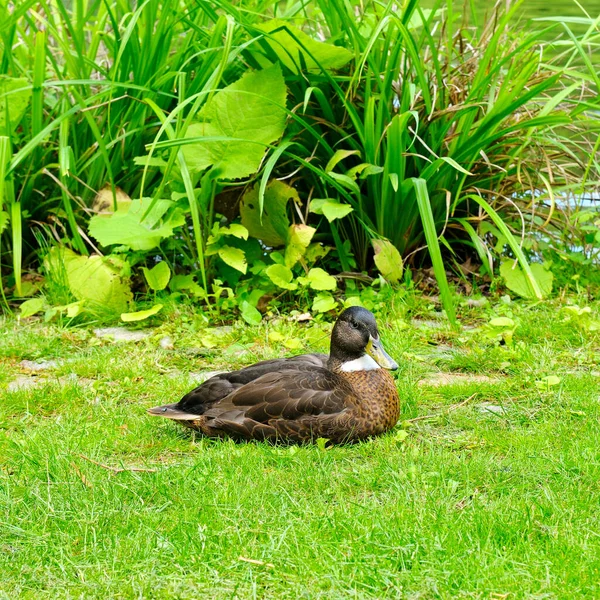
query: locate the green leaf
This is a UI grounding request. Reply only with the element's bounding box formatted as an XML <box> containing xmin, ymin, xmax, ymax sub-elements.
<box><xmin>241</xmin><ymin>180</ymin><xmax>297</xmax><ymax>246</ymax></box>
<box><xmin>489</xmin><ymin>317</ymin><xmax>515</xmax><ymax>328</ymax></box>
<box><xmin>218</xmin><ymin>246</ymin><xmax>247</xmax><ymax>274</ymax></box>
<box><xmin>325</xmin><ymin>150</ymin><xmax>361</xmax><ymax>173</ymax></box>
<box><xmin>265</xmin><ymin>264</ymin><xmax>297</xmax><ymax>290</ymax></box>
<box><xmin>285</xmin><ymin>224</ymin><xmax>316</xmax><ymax>267</ymax></box>
<box><xmin>300</xmin><ymin>268</ymin><xmax>337</xmax><ymax>291</ymax></box>
<box><xmin>89</xmin><ymin>198</ymin><xmax>184</xmax><ymax>251</ymax></box>
<box><xmin>0</xmin><ymin>76</ymin><xmax>31</xmax><ymax>135</ymax></box>
<box><xmin>169</xmin><ymin>274</ymin><xmax>205</xmax><ymax>297</ymax></box>
<box><xmin>182</xmin><ymin>64</ymin><xmax>287</xmax><ymax>180</ymax></box>
<box><xmin>309</xmin><ymin>198</ymin><xmax>354</xmax><ymax>223</ymax></box>
<box><xmin>239</xmin><ymin>300</ymin><xmax>262</xmax><ymax>326</ymax></box>
<box><xmin>0</xmin><ymin>210</ymin><xmax>8</xmax><ymax>235</ymax></box>
<box><xmin>535</xmin><ymin>375</ymin><xmax>562</xmax><ymax>389</ymax></box>
<box><xmin>500</xmin><ymin>261</ymin><xmax>553</xmax><ymax>299</ymax></box>
<box><xmin>283</xmin><ymin>337</ymin><xmax>303</xmax><ymax>350</ymax></box>
<box><xmin>19</xmin><ymin>297</ymin><xmax>45</xmax><ymax>319</ymax></box>
<box><xmin>64</xmin><ymin>301</ymin><xmax>84</xmax><ymax>318</ymax></box>
<box><xmin>372</xmin><ymin>239</ymin><xmax>403</xmax><ymax>284</ymax></box>
<box><xmin>121</xmin><ymin>304</ymin><xmax>163</xmax><ymax>322</ymax></box>
<box><xmin>257</xmin><ymin>19</ymin><xmax>353</xmax><ymax>73</ymax></box>
<box><xmin>142</xmin><ymin>261</ymin><xmax>171</xmax><ymax>291</ymax></box>
<box><xmin>221</xmin><ymin>224</ymin><xmax>249</xmax><ymax>240</ymax></box>
<box><xmin>346</xmin><ymin>163</ymin><xmax>384</xmax><ymax>180</ymax></box>
<box><xmin>133</xmin><ymin>155</ymin><xmax>168</xmax><ymax>168</ymax></box>
<box><xmin>312</xmin><ymin>292</ymin><xmax>337</xmax><ymax>313</ymax></box>
<box><xmin>439</xmin><ymin>156</ymin><xmax>473</xmax><ymax>176</ymax></box>
<box><xmin>468</xmin><ymin>195</ymin><xmax>543</xmax><ymax>300</ymax></box>
<box><xmin>44</xmin><ymin>248</ymin><xmax>132</xmax><ymax>314</ymax></box>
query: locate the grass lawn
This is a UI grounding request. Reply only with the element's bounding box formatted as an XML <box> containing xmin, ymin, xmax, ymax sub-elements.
<box><xmin>0</xmin><ymin>296</ymin><xmax>599</xmax><ymax>598</ymax></box>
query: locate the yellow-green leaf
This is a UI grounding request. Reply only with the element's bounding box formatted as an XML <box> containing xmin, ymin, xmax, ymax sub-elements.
<box><xmin>19</xmin><ymin>297</ymin><xmax>45</xmax><ymax>319</ymax></box>
<box><xmin>0</xmin><ymin>76</ymin><xmax>31</xmax><ymax>135</ymax></box>
<box><xmin>312</xmin><ymin>292</ymin><xmax>337</xmax><ymax>313</ymax></box>
<box><xmin>285</xmin><ymin>224</ymin><xmax>316</xmax><ymax>267</ymax></box>
<box><xmin>142</xmin><ymin>261</ymin><xmax>171</xmax><ymax>291</ymax></box>
<box><xmin>121</xmin><ymin>304</ymin><xmax>163</xmax><ymax>322</ymax></box>
<box><xmin>240</xmin><ymin>300</ymin><xmax>262</xmax><ymax>325</ymax></box>
<box><xmin>241</xmin><ymin>180</ymin><xmax>297</xmax><ymax>246</ymax></box>
<box><xmin>500</xmin><ymin>261</ymin><xmax>553</xmax><ymax>299</ymax></box>
<box><xmin>372</xmin><ymin>239</ymin><xmax>403</xmax><ymax>284</ymax></box>
<box><xmin>257</xmin><ymin>19</ymin><xmax>353</xmax><ymax>74</ymax></box>
<box><xmin>309</xmin><ymin>198</ymin><xmax>353</xmax><ymax>223</ymax></box>
<box><xmin>182</xmin><ymin>64</ymin><xmax>287</xmax><ymax>180</ymax></box>
<box><xmin>44</xmin><ymin>248</ymin><xmax>132</xmax><ymax>314</ymax></box>
<box><xmin>218</xmin><ymin>246</ymin><xmax>247</xmax><ymax>274</ymax></box>
<box><xmin>266</xmin><ymin>264</ymin><xmax>297</xmax><ymax>290</ymax></box>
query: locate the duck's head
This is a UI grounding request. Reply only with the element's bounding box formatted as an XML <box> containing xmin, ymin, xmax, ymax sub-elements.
<box><xmin>329</xmin><ymin>307</ymin><xmax>398</xmax><ymax>372</ymax></box>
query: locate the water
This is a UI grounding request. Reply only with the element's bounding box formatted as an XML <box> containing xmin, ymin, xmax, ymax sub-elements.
<box><xmin>421</xmin><ymin>0</ymin><xmax>600</xmax><ymax>37</ymax></box>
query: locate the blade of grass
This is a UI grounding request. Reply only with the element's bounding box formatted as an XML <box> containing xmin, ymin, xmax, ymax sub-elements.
<box><xmin>412</xmin><ymin>178</ymin><xmax>457</xmax><ymax>326</ymax></box>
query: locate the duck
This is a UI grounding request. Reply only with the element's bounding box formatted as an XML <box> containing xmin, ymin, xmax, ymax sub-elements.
<box><xmin>148</xmin><ymin>306</ymin><xmax>400</xmax><ymax>444</ymax></box>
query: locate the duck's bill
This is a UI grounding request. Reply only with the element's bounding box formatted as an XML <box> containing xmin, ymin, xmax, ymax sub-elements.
<box><xmin>366</xmin><ymin>337</ymin><xmax>399</xmax><ymax>370</ymax></box>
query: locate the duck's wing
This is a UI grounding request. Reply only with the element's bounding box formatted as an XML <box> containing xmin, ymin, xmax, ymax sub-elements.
<box><xmin>148</xmin><ymin>353</ymin><xmax>329</xmax><ymax>419</ymax></box>
<box><xmin>196</xmin><ymin>367</ymin><xmax>355</xmax><ymax>441</ymax></box>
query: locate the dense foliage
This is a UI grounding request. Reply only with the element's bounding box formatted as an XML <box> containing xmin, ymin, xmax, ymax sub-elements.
<box><xmin>0</xmin><ymin>0</ymin><xmax>598</xmax><ymax>323</ymax></box>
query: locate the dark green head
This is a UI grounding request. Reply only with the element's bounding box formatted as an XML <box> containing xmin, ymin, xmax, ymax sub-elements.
<box><xmin>329</xmin><ymin>307</ymin><xmax>398</xmax><ymax>371</ymax></box>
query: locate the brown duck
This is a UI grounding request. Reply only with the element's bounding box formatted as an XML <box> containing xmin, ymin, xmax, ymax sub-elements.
<box><xmin>148</xmin><ymin>307</ymin><xmax>400</xmax><ymax>444</ymax></box>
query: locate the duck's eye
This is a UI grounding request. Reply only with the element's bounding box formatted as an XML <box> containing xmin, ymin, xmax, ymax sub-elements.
<box><xmin>350</xmin><ymin>321</ymin><xmax>360</xmax><ymax>329</ymax></box>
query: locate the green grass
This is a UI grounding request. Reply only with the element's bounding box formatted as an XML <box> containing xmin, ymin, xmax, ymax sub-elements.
<box><xmin>0</xmin><ymin>296</ymin><xmax>599</xmax><ymax>598</ymax></box>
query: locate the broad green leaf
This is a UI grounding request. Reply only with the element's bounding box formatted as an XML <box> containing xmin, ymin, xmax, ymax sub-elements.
<box><xmin>44</xmin><ymin>248</ymin><xmax>132</xmax><ymax>314</ymax></box>
<box><xmin>299</xmin><ymin>268</ymin><xmax>337</xmax><ymax>291</ymax></box>
<box><xmin>0</xmin><ymin>76</ymin><xmax>31</xmax><ymax>135</ymax></box>
<box><xmin>239</xmin><ymin>300</ymin><xmax>262</xmax><ymax>325</ymax></box>
<box><xmin>121</xmin><ymin>304</ymin><xmax>163</xmax><ymax>322</ymax></box>
<box><xmin>241</xmin><ymin>180</ymin><xmax>297</xmax><ymax>246</ymax></box>
<box><xmin>19</xmin><ymin>297</ymin><xmax>45</xmax><ymax>319</ymax></box>
<box><xmin>265</xmin><ymin>264</ymin><xmax>297</xmax><ymax>290</ymax></box>
<box><xmin>309</xmin><ymin>198</ymin><xmax>354</xmax><ymax>223</ymax></box>
<box><xmin>218</xmin><ymin>246</ymin><xmax>247</xmax><ymax>274</ymax></box>
<box><xmin>372</xmin><ymin>239</ymin><xmax>403</xmax><ymax>284</ymax></box>
<box><xmin>312</xmin><ymin>292</ymin><xmax>338</xmax><ymax>313</ymax></box>
<box><xmin>500</xmin><ymin>261</ymin><xmax>553</xmax><ymax>299</ymax></box>
<box><xmin>89</xmin><ymin>198</ymin><xmax>184</xmax><ymax>251</ymax></box>
<box><xmin>257</xmin><ymin>19</ymin><xmax>353</xmax><ymax>73</ymax></box>
<box><xmin>182</xmin><ymin>64</ymin><xmax>287</xmax><ymax>180</ymax></box>
<box><xmin>285</xmin><ymin>224</ymin><xmax>316</xmax><ymax>267</ymax></box>
<box><xmin>142</xmin><ymin>261</ymin><xmax>171</xmax><ymax>291</ymax></box>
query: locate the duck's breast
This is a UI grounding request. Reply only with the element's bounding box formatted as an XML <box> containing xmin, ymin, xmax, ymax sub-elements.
<box><xmin>340</xmin><ymin>369</ymin><xmax>400</xmax><ymax>435</ymax></box>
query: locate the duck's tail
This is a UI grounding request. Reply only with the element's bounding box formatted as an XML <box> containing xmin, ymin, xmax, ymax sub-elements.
<box><xmin>147</xmin><ymin>403</ymin><xmax>200</xmax><ymax>420</ymax></box>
